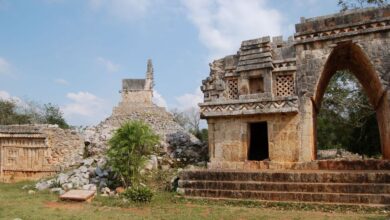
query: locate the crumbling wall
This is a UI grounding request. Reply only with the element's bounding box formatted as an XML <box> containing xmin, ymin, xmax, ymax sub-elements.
<box><xmin>0</xmin><ymin>124</ymin><xmax>84</xmax><ymax>182</ymax></box>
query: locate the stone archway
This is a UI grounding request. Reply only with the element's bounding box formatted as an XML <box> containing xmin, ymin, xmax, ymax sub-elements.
<box><xmin>312</xmin><ymin>42</ymin><xmax>390</xmax><ymax>159</ymax></box>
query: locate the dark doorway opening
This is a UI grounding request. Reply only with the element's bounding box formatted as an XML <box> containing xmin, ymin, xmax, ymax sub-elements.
<box><xmin>248</xmin><ymin>122</ymin><xmax>269</xmax><ymax>161</ymax></box>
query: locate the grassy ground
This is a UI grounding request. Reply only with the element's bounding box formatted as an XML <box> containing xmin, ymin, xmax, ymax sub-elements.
<box><xmin>0</xmin><ymin>182</ymin><xmax>389</xmax><ymax>220</ymax></box>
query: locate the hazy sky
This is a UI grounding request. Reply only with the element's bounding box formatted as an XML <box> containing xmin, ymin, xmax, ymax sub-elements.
<box><xmin>0</xmin><ymin>0</ymin><xmax>340</xmax><ymax>125</ymax></box>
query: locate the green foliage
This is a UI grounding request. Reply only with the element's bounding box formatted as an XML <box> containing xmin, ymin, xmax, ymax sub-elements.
<box><xmin>0</xmin><ymin>99</ymin><xmax>30</xmax><ymax>124</ymax></box>
<box><xmin>191</xmin><ymin>128</ymin><xmax>208</xmax><ymax>143</ymax></box>
<box><xmin>171</xmin><ymin>107</ymin><xmax>208</xmax><ymax>143</ymax></box>
<box><xmin>42</xmin><ymin>103</ymin><xmax>69</xmax><ymax>129</ymax></box>
<box><xmin>122</xmin><ymin>185</ymin><xmax>154</xmax><ymax>203</ymax></box>
<box><xmin>317</xmin><ymin>71</ymin><xmax>381</xmax><ymax>156</ymax></box>
<box><xmin>0</xmin><ymin>99</ymin><xmax>69</xmax><ymax>128</ymax></box>
<box><xmin>338</xmin><ymin>0</ymin><xmax>388</xmax><ymax>11</ymax></box>
<box><xmin>107</xmin><ymin>121</ymin><xmax>159</xmax><ymax>187</ymax></box>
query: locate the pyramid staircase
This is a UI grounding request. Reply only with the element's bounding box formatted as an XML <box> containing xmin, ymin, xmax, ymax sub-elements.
<box><xmin>178</xmin><ymin>160</ymin><xmax>390</xmax><ymax>206</ymax></box>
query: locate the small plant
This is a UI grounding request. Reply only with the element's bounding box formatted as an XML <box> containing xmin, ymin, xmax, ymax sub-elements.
<box><xmin>50</xmin><ymin>180</ymin><xmax>62</xmax><ymax>188</ymax></box>
<box><xmin>107</xmin><ymin>120</ymin><xmax>159</xmax><ymax>187</ymax></box>
<box><xmin>122</xmin><ymin>186</ymin><xmax>154</xmax><ymax>203</ymax></box>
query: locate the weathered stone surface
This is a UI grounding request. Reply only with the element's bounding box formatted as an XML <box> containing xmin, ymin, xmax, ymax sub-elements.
<box><xmin>0</xmin><ymin>124</ymin><xmax>85</xmax><ymax>182</ymax></box>
<box><xmin>60</xmin><ymin>189</ymin><xmax>96</xmax><ymax>201</ymax></box>
<box><xmin>35</xmin><ymin>60</ymin><xmax>207</xmax><ymax>192</ymax></box>
<box><xmin>200</xmin><ymin>6</ymin><xmax>390</xmax><ymax>168</ymax></box>
<box><xmin>178</xmin><ymin>169</ymin><xmax>390</xmax><ymax>205</ymax></box>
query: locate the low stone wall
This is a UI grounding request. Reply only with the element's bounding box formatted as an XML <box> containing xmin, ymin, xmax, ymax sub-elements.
<box><xmin>0</xmin><ymin>124</ymin><xmax>84</xmax><ymax>182</ymax></box>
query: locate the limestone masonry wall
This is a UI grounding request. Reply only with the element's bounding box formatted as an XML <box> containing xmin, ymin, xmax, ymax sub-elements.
<box><xmin>0</xmin><ymin>124</ymin><xmax>84</xmax><ymax>182</ymax></box>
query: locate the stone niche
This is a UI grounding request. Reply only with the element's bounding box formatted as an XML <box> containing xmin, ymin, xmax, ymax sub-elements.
<box><xmin>200</xmin><ymin>7</ymin><xmax>390</xmax><ymax>170</ymax></box>
<box><xmin>0</xmin><ymin>124</ymin><xmax>84</xmax><ymax>182</ymax></box>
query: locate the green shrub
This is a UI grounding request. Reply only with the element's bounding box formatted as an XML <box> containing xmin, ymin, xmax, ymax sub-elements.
<box><xmin>123</xmin><ymin>186</ymin><xmax>154</xmax><ymax>203</ymax></box>
<box><xmin>107</xmin><ymin>121</ymin><xmax>159</xmax><ymax>187</ymax></box>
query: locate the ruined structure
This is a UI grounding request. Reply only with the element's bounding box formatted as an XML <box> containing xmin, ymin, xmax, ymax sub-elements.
<box><xmin>0</xmin><ymin>125</ymin><xmax>84</xmax><ymax>182</ymax></box>
<box><xmin>179</xmin><ymin>7</ymin><xmax>390</xmax><ymax>205</ymax></box>
<box><xmin>84</xmin><ymin>59</ymin><xmax>201</xmax><ymax>157</ymax></box>
<box><xmin>113</xmin><ymin>59</ymin><xmax>155</xmax><ymax>115</ymax></box>
<box><xmin>198</xmin><ymin>7</ymin><xmax>390</xmax><ymax>169</ymax></box>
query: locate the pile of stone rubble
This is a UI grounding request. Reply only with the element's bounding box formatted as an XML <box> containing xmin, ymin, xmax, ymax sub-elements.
<box><xmin>317</xmin><ymin>148</ymin><xmax>363</xmax><ymax>160</ymax></box>
<box><xmin>35</xmin><ymin>112</ymin><xmax>207</xmax><ymax>195</ymax></box>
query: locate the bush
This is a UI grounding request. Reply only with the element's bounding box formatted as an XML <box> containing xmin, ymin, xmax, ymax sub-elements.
<box><xmin>122</xmin><ymin>186</ymin><xmax>154</xmax><ymax>203</ymax></box>
<box><xmin>107</xmin><ymin>121</ymin><xmax>159</xmax><ymax>187</ymax></box>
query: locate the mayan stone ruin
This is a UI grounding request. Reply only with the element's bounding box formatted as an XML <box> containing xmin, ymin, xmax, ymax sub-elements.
<box><xmin>197</xmin><ymin>6</ymin><xmax>390</xmax><ymax>170</ymax></box>
<box><xmin>84</xmin><ymin>59</ymin><xmax>203</xmax><ymax>158</ymax></box>
<box><xmin>31</xmin><ymin>60</ymin><xmax>207</xmax><ymax>193</ymax></box>
<box><xmin>178</xmin><ymin>7</ymin><xmax>390</xmax><ymax>205</ymax></box>
<box><xmin>0</xmin><ymin>124</ymin><xmax>84</xmax><ymax>182</ymax></box>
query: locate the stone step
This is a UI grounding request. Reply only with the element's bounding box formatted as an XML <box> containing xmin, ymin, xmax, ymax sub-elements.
<box><xmin>180</xmin><ymin>170</ymin><xmax>390</xmax><ymax>183</ymax></box>
<box><xmin>182</xmin><ymin>189</ymin><xmax>390</xmax><ymax>205</ymax></box>
<box><xmin>179</xmin><ymin>180</ymin><xmax>390</xmax><ymax>194</ymax></box>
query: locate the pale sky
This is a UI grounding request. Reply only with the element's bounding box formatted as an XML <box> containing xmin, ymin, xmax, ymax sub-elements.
<box><xmin>0</xmin><ymin>0</ymin><xmax>340</xmax><ymax>125</ymax></box>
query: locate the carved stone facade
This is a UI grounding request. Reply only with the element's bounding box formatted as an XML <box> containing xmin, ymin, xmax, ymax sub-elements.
<box><xmin>0</xmin><ymin>125</ymin><xmax>84</xmax><ymax>182</ymax></box>
<box><xmin>200</xmin><ymin>7</ymin><xmax>390</xmax><ymax>169</ymax></box>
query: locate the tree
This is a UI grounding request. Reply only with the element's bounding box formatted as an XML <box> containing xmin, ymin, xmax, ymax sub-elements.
<box><xmin>317</xmin><ymin>71</ymin><xmax>381</xmax><ymax>156</ymax></box>
<box><xmin>42</xmin><ymin>103</ymin><xmax>69</xmax><ymax>129</ymax></box>
<box><xmin>0</xmin><ymin>98</ymin><xmax>70</xmax><ymax>128</ymax></box>
<box><xmin>0</xmin><ymin>99</ymin><xmax>30</xmax><ymax>125</ymax></box>
<box><xmin>186</xmin><ymin>107</ymin><xmax>200</xmax><ymax>135</ymax></box>
<box><xmin>107</xmin><ymin>121</ymin><xmax>160</xmax><ymax>187</ymax></box>
<box><xmin>171</xmin><ymin>108</ymin><xmax>190</xmax><ymax>129</ymax></box>
<box><xmin>171</xmin><ymin>107</ymin><xmax>208</xmax><ymax>142</ymax></box>
<box><xmin>338</xmin><ymin>0</ymin><xmax>388</xmax><ymax>11</ymax></box>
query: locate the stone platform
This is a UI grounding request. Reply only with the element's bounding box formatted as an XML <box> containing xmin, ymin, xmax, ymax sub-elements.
<box><xmin>178</xmin><ymin>160</ymin><xmax>390</xmax><ymax>206</ymax></box>
<box><xmin>208</xmin><ymin>159</ymin><xmax>390</xmax><ymax>170</ymax></box>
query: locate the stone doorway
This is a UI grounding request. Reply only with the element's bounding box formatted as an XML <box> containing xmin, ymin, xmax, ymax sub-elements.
<box><xmin>248</xmin><ymin>122</ymin><xmax>269</xmax><ymax>161</ymax></box>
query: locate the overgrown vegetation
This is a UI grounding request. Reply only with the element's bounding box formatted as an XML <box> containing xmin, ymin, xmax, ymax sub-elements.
<box><xmin>317</xmin><ymin>71</ymin><xmax>381</xmax><ymax>157</ymax></box>
<box><xmin>0</xmin><ymin>99</ymin><xmax>69</xmax><ymax>129</ymax></box>
<box><xmin>338</xmin><ymin>0</ymin><xmax>388</xmax><ymax>11</ymax></box>
<box><xmin>107</xmin><ymin>121</ymin><xmax>159</xmax><ymax>188</ymax></box>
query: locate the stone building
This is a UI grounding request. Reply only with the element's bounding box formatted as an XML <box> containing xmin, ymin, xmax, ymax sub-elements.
<box><xmin>0</xmin><ymin>124</ymin><xmax>84</xmax><ymax>182</ymax></box>
<box><xmin>113</xmin><ymin>59</ymin><xmax>155</xmax><ymax>115</ymax></box>
<box><xmin>84</xmin><ymin>60</ymin><xmax>201</xmax><ymax>157</ymax></box>
<box><xmin>199</xmin><ymin>7</ymin><xmax>390</xmax><ymax>170</ymax></box>
<box><xmin>178</xmin><ymin>7</ymin><xmax>390</xmax><ymax>206</ymax></box>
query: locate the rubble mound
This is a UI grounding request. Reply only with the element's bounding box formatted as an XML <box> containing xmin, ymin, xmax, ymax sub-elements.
<box><xmin>36</xmin><ymin>106</ymin><xmax>207</xmax><ymax>194</ymax></box>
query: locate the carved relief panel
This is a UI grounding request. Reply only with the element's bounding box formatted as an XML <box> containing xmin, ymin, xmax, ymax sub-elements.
<box><xmin>0</xmin><ymin>137</ymin><xmax>50</xmax><ymax>172</ymax></box>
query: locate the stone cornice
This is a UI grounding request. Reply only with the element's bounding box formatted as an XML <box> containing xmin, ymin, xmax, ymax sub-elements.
<box><xmin>294</xmin><ymin>20</ymin><xmax>390</xmax><ymax>44</ymax></box>
<box><xmin>200</xmin><ymin>97</ymin><xmax>299</xmax><ymax>118</ymax></box>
